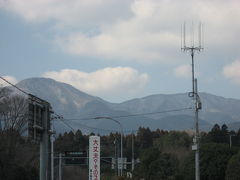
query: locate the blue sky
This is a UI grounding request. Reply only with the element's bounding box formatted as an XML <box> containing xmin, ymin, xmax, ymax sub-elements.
<box><xmin>0</xmin><ymin>0</ymin><xmax>240</xmax><ymax>102</ymax></box>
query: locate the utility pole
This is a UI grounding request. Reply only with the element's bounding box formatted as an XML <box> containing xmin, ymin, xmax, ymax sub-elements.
<box><xmin>50</xmin><ymin>134</ymin><xmax>54</xmax><ymax>180</ymax></box>
<box><xmin>182</xmin><ymin>22</ymin><xmax>203</xmax><ymax>180</ymax></box>
<box><xmin>40</xmin><ymin>104</ymin><xmax>51</xmax><ymax>180</ymax></box>
<box><xmin>131</xmin><ymin>132</ymin><xmax>135</xmax><ymax>171</ymax></box>
<box><xmin>194</xmin><ymin>79</ymin><xmax>201</xmax><ymax>180</ymax></box>
<box><xmin>0</xmin><ymin>87</ymin><xmax>2</xmax><ymax>131</ymax></box>
<box><xmin>87</xmin><ymin>146</ymin><xmax>89</xmax><ymax>167</ymax></box>
<box><xmin>59</xmin><ymin>153</ymin><xmax>62</xmax><ymax>180</ymax></box>
<box><xmin>118</xmin><ymin>139</ymin><xmax>121</xmax><ymax>176</ymax></box>
<box><xmin>120</xmin><ymin>130</ymin><xmax>123</xmax><ymax>176</ymax></box>
<box><xmin>50</xmin><ymin>115</ymin><xmax>57</xmax><ymax>180</ymax></box>
<box><xmin>114</xmin><ymin>137</ymin><xmax>118</xmax><ymax>176</ymax></box>
<box><xmin>0</xmin><ymin>116</ymin><xmax>2</xmax><ymax>131</ymax></box>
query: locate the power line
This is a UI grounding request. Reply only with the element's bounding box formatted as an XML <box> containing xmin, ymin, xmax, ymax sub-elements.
<box><xmin>53</xmin><ymin>107</ymin><xmax>192</xmax><ymax>133</ymax></box>
<box><xmin>0</xmin><ymin>76</ymin><xmax>49</xmax><ymax>105</ymax></box>
<box><xmin>59</xmin><ymin>107</ymin><xmax>192</xmax><ymax>121</ymax></box>
<box><xmin>60</xmin><ymin>118</ymin><xmax>138</xmax><ymax>133</ymax></box>
<box><xmin>53</xmin><ymin>112</ymin><xmax>138</xmax><ymax>133</ymax></box>
<box><xmin>58</xmin><ymin>118</ymin><xmax>75</xmax><ymax>132</ymax></box>
<box><xmin>0</xmin><ymin>76</ymin><xmax>29</xmax><ymax>96</ymax></box>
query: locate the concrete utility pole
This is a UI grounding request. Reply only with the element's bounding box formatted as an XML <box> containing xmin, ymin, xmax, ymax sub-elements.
<box><xmin>0</xmin><ymin>106</ymin><xmax>1</xmax><ymax>132</ymax></box>
<box><xmin>40</xmin><ymin>104</ymin><xmax>50</xmax><ymax>180</ymax></box>
<box><xmin>50</xmin><ymin>115</ymin><xmax>57</xmax><ymax>180</ymax></box>
<box><xmin>59</xmin><ymin>153</ymin><xmax>62</xmax><ymax>180</ymax></box>
<box><xmin>120</xmin><ymin>127</ymin><xmax>123</xmax><ymax>176</ymax></box>
<box><xmin>118</xmin><ymin>139</ymin><xmax>121</xmax><ymax>176</ymax></box>
<box><xmin>194</xmin><ymin>79</ymin><xmax>201</xmax><ymax>180</ymax></box>
<box><xmin>0</xmin><ymin>84</ymin><xmax>2</xmax><ymax>131</ymax></box>
<box><xmin>87</xmin><ymin>146</ymin><xmax>89</xmax><ymax>167</ymax></box>
<box><xmin>131</xmin><ymin>132</ymin><xmax>135</xmax><ymax>171</ymax></box>
<box><xmin>114</xmin><ymin>137</ymin><xmax>118</xmax><ymax>176</ymax></box>
<box><xmin>51</xmin><ymin>134</ymin><xmax>54</xmax><ymax>180</ymax></box>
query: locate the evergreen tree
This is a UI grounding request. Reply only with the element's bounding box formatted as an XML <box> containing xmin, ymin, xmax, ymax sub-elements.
<box><xmin>200</xmin><ymin>143</ymin><xmax>238</xmax><ymax>180</ymax></box>
<box><xmin>225</xmin><ymin>152</ymin><xmax>240</xmax><ymax>180</ymax></box>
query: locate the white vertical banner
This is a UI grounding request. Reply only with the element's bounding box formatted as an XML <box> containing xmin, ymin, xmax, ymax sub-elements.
<box><xmin>89</xmin><ymin>136</ymin><xmax>100</xmax><ymax>180</ymax></box>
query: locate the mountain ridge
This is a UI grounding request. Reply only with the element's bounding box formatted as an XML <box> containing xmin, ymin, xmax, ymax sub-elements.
<box><xmin>14</xmin><ymin>77</ymin><xmax>240</xmax><ymax>133</ymax></box>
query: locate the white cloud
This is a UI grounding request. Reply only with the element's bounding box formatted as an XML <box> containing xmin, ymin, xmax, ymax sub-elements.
<box><xmin>42</xmin><ymin>67</ymin><xmax>149</xmax><ymax>99</ymax></box>
<box><xmin>0</xmin><ymin>0</ymin><xmax>132</xmax><ymax>25</ymax></box>
<box><xmin>174</xmin><ymin>64</ymin><xmax>191</xmax><ymax>78</ymax></box>
<box><xmin>1</xmin><ymin>0</ymin><xmax>240</xmax><ymax>62</ymax></box>
<box><xmin>223</xmin><ymin>60</ymin><xmax>240</xmax><ymax>84</ymax></box>
<box><xmin>0</xmin><ymin>76</ymin><xmax>18</xmax><ymax>87</ymax></box>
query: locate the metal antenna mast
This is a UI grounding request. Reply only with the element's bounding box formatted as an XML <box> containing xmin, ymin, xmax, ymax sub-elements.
<box><xmin>181</xmin><ymin>22</ymin><xmax>204</xmax><ymax>180</ymax></box>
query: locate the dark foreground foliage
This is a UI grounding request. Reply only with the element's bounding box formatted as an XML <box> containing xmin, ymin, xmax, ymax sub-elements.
<box><xmin>1</xmin><ymin>123</ymin><xmax>240</xmax><ymax>179</ymax></box>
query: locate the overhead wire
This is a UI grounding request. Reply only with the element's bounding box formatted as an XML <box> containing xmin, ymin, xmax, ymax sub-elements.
<box><xmin>59</xmin><ymin>117</ymin><xmax>138</xmax><ymax>133</ymax></box>
<box><xmin>53</xmin><ymin>107</ymin><xmax>192</xmax><ymax>134</ymax></box>
<box><xmin>57</xmin><ymin>107</ymin><xmax>193</xmax><ymax>121</ymax></box>
<box><xmin>0</xmin><ymin>76</ymin><xmax>29</xmax><ymax>96</ymax></box>
<box><xmin>58</xmin><ymin>117</ymin><xmax>75</xmax><ymax>132</ymax></box>
<box><xmin>0</xmin><ymin>76</ymin><xmax>49</xmax><ymax>105</ymax></box>
<box><xmin>53</xmin><ymin>112</ymin><xmax>138</xmax><ymax>133</ymax></box>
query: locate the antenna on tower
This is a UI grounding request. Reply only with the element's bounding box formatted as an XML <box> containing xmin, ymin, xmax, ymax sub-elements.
<box><xmin>198</xmin><ymin>22</ymin><xmax>201</xmax><ymax>48</ymax></box>
<box><xmin>181</xmin><ymin>22</ymin><xmax>204</xmax><ymax>52</ymax></box>
<box><xmin>181</xmin><ymin>22</ymin><xmax>204</xmax><ymax>93</ymax></box>
<box><xmin>181</xmin><ymin>21</ymin><xmax>204</xmax><ymax>180</ymax></box>
<box><xmin>182</xmin><ymin>22</ymin><xmax>186</xmax><ymax>49</ymax></box>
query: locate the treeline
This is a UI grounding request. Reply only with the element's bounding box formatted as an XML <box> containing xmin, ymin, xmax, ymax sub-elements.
<box><xmin>53</xmin><ymin>124</ymin><xmax>240</xmax><ymax>180</ymax></box>
<box><xmin>1</xmin><ymin>123</ymin><xmax>240</xmax><ymax>179</ymax></box>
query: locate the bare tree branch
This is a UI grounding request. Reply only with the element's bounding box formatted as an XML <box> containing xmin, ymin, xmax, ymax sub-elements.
<box><xmin>0</xmin><ymin>90</ymin><xmax>28</xmax><ymax>135</ymax></box>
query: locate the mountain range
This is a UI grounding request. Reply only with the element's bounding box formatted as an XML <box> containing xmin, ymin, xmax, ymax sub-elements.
<box><xmin>15</xmin><ymin>78</ymin><xmax>240</xmax><ymax>134</ymax></box>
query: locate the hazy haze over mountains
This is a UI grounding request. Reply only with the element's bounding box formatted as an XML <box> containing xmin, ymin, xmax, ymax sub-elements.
<box><xmin>16</xmin><ymin>78</ymin><xmax>240</xmax><ymax>134</ymax></box>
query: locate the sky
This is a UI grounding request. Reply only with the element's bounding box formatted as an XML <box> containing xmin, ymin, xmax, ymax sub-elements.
<box><xmin>0</xmin><ymin>0</ymin><xmax>240</xmax><ymax>103</ymax></box>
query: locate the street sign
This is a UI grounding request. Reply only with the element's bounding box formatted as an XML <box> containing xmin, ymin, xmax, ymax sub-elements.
<box><xmin>192</xmin><ymin>144</ymin><xmax>197</xmax><ymax>151</ymax></box>
<box><xmin>118</xmin><ymin>158</ymin><xmax>127</xmax><ymax>170</ymax></box>
<box><xmin>64</xmin><ymin>151</ymin><xmax>87</xmax><ymax>165</ymax></box>
<box><xmin>89</xmin><ymin>136</ymin><xmax>100</xmax><ymax>180</ymax></box>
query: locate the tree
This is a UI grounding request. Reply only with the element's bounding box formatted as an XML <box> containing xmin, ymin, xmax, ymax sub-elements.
<box><xmin>225</xmin><ymin>152</ymin><xmax>240</xmax><ymax>180</ymax></box>
<box><xmin>136</xmin><ymin>127</ymin><xmax>153</xmax><ymax>149</ymax></box>
<box><xmin>180</xmin><ymin>152</ymin><xmax>195</xmax><ymax>180</ymax></box>
<box><xmin>154</xmin><ymin>131</ymin><xmax>192</xmax><ymax>163</ymax></box>
<box><xmin>181</xmin><ymin>143</ymin><xmax>238</xmax><ymax>180</ymax></box>
<box><xmin>135</xmin><ymin>147</ymin><xmax>178</xmax><ymax>180</ymax></box>
<box><xmin>0</xmin><ymin>90</ymin><xmax>38</xmax><ymax>180</ymax></box>
<box><xmin>207</xmin><ymin>124</ymin><xmax>228</xmax><ymax>144</ymax></box>
<box><xmin>75</xmin><ymin>129</ymin><xmax>88</xmax><ymax>150</ymax></box>
<box><xmin>200</xmin><ymin>143</ymin><xmax>237</xmax><ymax>180</ymax></box>
<box><xmin>0</xmin><ymin>91</ymin><xmax>28</xmax><ymax>134</ymax></box>
<box><xmin>221</xmin><ymin>124</ymin><xmax>229</xmax><ymax>136</ymax></box>
<box><xmin>0</xmin><ymin>93</ymin><xmax>29</xmax><ymax>173</ymax></box>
